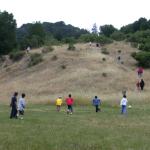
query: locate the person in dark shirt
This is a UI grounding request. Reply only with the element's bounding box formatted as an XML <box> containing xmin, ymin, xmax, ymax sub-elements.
<box><xmin>140</xmin><ymin>79</ymin><xmax>145</xmax><ymax>90</ymax></box>
<box><xmin>10</xmin><ymin>92</ymin><xmax>18</xmax><ymax>119</ymax></box>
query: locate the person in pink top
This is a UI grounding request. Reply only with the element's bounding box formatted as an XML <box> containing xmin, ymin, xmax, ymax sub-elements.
<box><xmin>66</xmin><ymin>94</ymin><xmax>74</xmax><ymax>114</ymax></box>
<box><xmin>137</xmin><ymin>67</ymin><xmax>144</xmax><ymax>78</ymax></box>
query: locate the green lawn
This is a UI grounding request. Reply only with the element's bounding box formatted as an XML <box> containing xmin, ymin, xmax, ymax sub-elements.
<box><xmin>0</xmin><ymin>104</ymin><xmax>150</xmax><ymax>150</ymax></box>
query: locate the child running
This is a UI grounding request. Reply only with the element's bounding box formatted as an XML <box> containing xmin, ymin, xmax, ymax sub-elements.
<box><xmin>92</xmin><ymin>96</ymin><xmax>101</xmax><ymax>112</ymax></box>
<box><xmin>66</xmin><ymin>94</ymin><xmax>74</xmax><ymax>114</ymax></box>
<box><xmin>55</xmin><ymin>96</ymin><xmax>63</xmax><ymax>112</ymax></box>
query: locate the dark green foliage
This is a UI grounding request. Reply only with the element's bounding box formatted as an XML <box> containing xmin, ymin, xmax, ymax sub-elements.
<box><xmin>9</xmin><ymin>51</ymin><xmax>25</xmax><ymax>61</ymax></box>
<box><xmin>100</xmin><ymin>25</ymin><xmax>117</xmax><ymax>37</ymax></box>
<box><xmin>132</xmin><ymin>51</ymin><xmax>150</xmax><ymax>68</ymax></box>
<box><xmin>68</xmin><ymin>43</ymin><xmax>76</xmax><ymax>51</ymax></box>
<box><xmin>102</xmin><ymin>72</ymin><xmax>107</xmax><ymax>77</ymax></box>
<box><xmin>0</xmin><ymin>11</ymin><xmax>17</xmax><ymax>55</ymax></box>
<box><xmin>28</xmin><ymin>53</ymin><xmax>43</xmax><ymax>67</ymax></box>
<box><xmin>121</xmin><ymin>18</ymin><xmax>150</xmax><ymax>34</ymax></box>
<box><xmin>102</xmin><ymin>57</ymin><xmax>106</xmax><ymax>61</ymax></box>
<box><xmin>110</xmin><ymin>31</ymin><xmax>125</xmax><ymax>41</ymax></box>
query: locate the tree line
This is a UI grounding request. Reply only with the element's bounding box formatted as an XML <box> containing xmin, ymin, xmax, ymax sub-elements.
<box><xmin>0</xmin><ymin>10</ymin><xmax>150</xmax><ymax>67</ymax></box>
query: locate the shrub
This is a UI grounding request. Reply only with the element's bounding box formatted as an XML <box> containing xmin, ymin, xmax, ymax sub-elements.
<box><xmin>67</xmin><ymin>43</ymin><xmax>76</xmax><ymax>51</ymax></box>
<box><xmin>61</xmin><ymin>64</ymin><xmax>66</xmax><ymax>69</ymax></box>
<box><xmin>42</xmin><ymin>46</ymin><xmax>54</xmax><ymax>53</ymax></box>
<box><xmin>9</xmin><ymin>51</ymin><xmax>25</xmax><ymax>61</ymax></box>
<box><xmin>28</xmin><ymin>53</ymin><xmax>43</xmax><ymax>67</ymax></box>
<box><xmin>118</xmin><ymin>50</ymin><xmax>122</xmax><ymax>53</ymax></box>
<box><xmin>51</xmin><ymin>55</ymin><xmax>58</xmax><ymax>61</ymax></box>
<box><xmin>101</xmin><ymin>48</ymin><xmax>109</xmax><ymax>55</ymax></box>
<box><xmin>102</xmin><ymin>57</ymin><xmax>106</xmax><ymax>61</ymax></box>
<box><xmin>0</xmin><ymin>56</ymin><xmax>6</xmax><ymax>63</ymax></box>
<box><xmin>132</xmin><ymin>51</ymin><xmax>150</xmax><ymax>68</ymax></box>
<box><xmin>110</xmin><ymin>31</ymin><xmax>125</xmax><ymax>41</ymax></box>
<box><xmin>102</xmin><ymin>72</ymin><xmax>107</xmax><ymax>77</ymax></box>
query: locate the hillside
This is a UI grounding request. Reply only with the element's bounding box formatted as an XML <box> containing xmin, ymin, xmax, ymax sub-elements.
<box><xmin>0</xmin><ymin>41</ymin><xmax>149</xmax><ymax>104</ymax></box>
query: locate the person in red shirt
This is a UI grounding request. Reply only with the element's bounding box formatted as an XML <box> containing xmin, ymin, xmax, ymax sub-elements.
<box><xmin>137</xmin><ymin>67</ymin><xmax>144</xmax><ymax>78</ymax></box>
<box><xmin>66</xmin><ymin>94</ymin><xmax>74</xmax><ymax>114</ymax></box>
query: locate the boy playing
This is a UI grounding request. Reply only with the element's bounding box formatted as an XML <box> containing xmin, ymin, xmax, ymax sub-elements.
<box><xmin>92</xmin><ymin>96</ymin><xmax>101</xmax><ymax>112</ymax></box>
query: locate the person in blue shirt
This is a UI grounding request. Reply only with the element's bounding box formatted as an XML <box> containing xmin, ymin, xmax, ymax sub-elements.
<box><xmin>92</xmin><ymin>96</ymin><xmax>101</xmax><ymax>112</ymax></box>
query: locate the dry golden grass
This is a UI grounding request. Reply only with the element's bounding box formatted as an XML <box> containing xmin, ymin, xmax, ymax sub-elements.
<box><xmin>0</xmin><ymin>41</ymin><xmax>149</xmax><ymax>104</ymax></box>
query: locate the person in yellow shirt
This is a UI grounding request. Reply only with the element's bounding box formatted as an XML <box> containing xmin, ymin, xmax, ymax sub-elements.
<box><xmin>56</xmin><ymin>96</ymin><xmax>63</xmax><ymax>112</ymax></box>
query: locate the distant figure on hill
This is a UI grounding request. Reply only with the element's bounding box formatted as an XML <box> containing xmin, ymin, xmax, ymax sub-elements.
<box><xmin>55</xmin><ymin>96</ymin><xmax>63</xmax><ymax>112</ymax></box>
<box><xmin>89</xmin><ymin>41</ymin><xmax>92</xmax><ymax>47</ymax></box>
<box><xmin>18</xmin><ymin>93</ymin><xmax>26</xmax><ymax>119</ymax></box>
<box><xmin>140</xmin><ymin>79</ymin><xmax>145</xmax><ymax>91</ymax></box>
<box><xmin>120</xmin><ymin>95</ymin><xmax>128</xmax><ymax>114</ymax></box>
<box><xmin>26</xmin><ymin>46</ymin><xmax>31</xmax><ymax>53</ymax></box>
<box><xmin>66</xmin><ymin>94</ymin><xmax>74</xmax><ymax>114</ymax></box>
<box><xmin>92</xmin><ymin>96</ymin><xmax>101</xmax><ymax>112</ymax></box>
<box><xmin>10</xmin><ymin>92</ymin><xmax>18</xmax><ymax>119</ymax></box>
<box><xmin>137</xmin><ymin>67</ymin><xmax>144</xmax><ymax>78</ymax></box>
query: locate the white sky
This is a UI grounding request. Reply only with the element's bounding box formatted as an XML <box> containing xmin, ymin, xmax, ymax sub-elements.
<box><xmin>0</xmin><ymin>0</ymin><xmax>150</xmax><ymax>30</ymax></box>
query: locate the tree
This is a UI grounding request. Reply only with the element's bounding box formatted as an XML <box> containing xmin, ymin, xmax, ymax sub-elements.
<box><xmin>91</xmin><ymin>23</ymin><xmax>98</xmax><ymax>34</ymax></box>
<box><xmin>100</xmin><ymin>25</ymin><xmax>117</xmax><ymax>37</ymax></box>
<box><xmin>0</xmin><ymin>11</ymin><xmax>17</xmax><ymax>55</ymax></box>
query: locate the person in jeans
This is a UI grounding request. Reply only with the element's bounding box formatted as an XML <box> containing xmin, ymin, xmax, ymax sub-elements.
<box><xmin>10</xmin><ymin>92</ymin><xmax>18</xmax><ymax>119</ymax></box>
<box><xmin>92</xmin><ymin>96</ymin><xmax>101</xmax><ymax>112</ymax></box>
<box><xmin>120</xmin><ymin>95</ymin><xmax>128</xmax><ymax>114</ymax></box>
<box><xmin>66</xmin><ymin>94</ymin><xmax>74</xmax><ymax>114</ymax></box>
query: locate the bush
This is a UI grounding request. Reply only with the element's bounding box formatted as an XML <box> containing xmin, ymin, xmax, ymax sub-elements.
<box><xmin>102</xmin><ymin>72</ymin><xmax>107</xmax><ymax>77</ymax></box>
<box><xmin>102</xmin><ymin>57</ymin><xmax>106</xmax><ymax>61</ymax></box>
<box><xmin>101</xmin><ymin>48</ymin><xmax>109</xmax><ymax>55</ymax></box>
<box><xmin>0</xmin><ymin>56</ymin><xmax>6</xmax><ymax>63</ymax></box>
<box><xmin>110</xmin><ymin>31</ymin><xmax>125</xmax><ymax>41</ymax></box>
<box><xmin>9</xmin><ymin>51</ymin><xmax>25</xmax><ymax>61</ymax></box>
<box><xmin>67</xmin><ymin>43</ymin><xmax>76</xmax><ymax>51</ymax></box>
<box><xmin>42</xmin><ymin>46</ymin><xmax>54</xmax><ymax>53</ymax></box>
<box><xmin>28</xmin><ymin>53</ymin><xmax>43</xmax><ymax>67</ymax></box>
<box><xmin>51</xmin><ymin>55</ymin><xmax>58</xmax><ymax>61</ymax></box>
<box><xmin>132</xmin><ymin>51</ymin><xmax>150</xmax><ymax>68</ymax></box>
<box><xmin>61</xmin><ymin>64</ymin><xmax>66</xmax><ymax>69</ymax></box>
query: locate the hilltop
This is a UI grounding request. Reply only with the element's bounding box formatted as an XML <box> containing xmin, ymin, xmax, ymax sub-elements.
<box><xmin>0</xmin><ymin>41</ymin><xmax>149</xmax><ymax>104</ymax></box>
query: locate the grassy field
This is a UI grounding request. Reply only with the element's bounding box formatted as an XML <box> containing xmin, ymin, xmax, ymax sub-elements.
<box><xmin>0</xmin><ymin>103</ymin><xmax>150</xmax><ymax>150</ymax></box>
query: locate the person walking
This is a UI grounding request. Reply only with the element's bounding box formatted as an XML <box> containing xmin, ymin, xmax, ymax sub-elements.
<box><xmin>55</xmin><ymin>96</ymin><xmax>63</xmax><ymax>112</ymax></box>
<box><xmin>18</xmin><ymin>93</ymin><xmax>26</xmax><ymax>119</ymax></box>
<box><xmin>137</xmin><ymin>67</ymin><xmax>144</xmax><ymax>78</ymax></box>
<box><xmin>66</xmin><ymin>94</ymin><xmax>74</xmax><ymax>114</ymax></box>
<box><xmin>92</xmin><ymin>96</ymin><xmax>101</xmax><ymax>112</ymax></box>
<box><xmin>10</xmin><ymin>92</ymin><xmax>18</xmax><ymax>119</ymax></box>
<box><xmin>120</xmin><ymin>95</ymin><xmax>128</xmax><ymax>114</ymax></box>
<box><xmin>140</xmin><ymin>79</ymin><xmax>145</xmax><ymax>90</ymax></box>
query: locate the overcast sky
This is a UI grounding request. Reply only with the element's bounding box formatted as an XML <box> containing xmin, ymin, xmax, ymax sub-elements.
<box><xmin>0</xmin><ymin>0</ymin><xmax>150</xmax><ymax>30</ymax></box>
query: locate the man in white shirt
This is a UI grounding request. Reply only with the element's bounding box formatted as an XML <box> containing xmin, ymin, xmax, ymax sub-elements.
<box><xmin>120</xmin><ymin>95</ymin><xmax>128</xmax><ymax>114</ymax></box>
<box><xmin>18</xmin><ymin>93</ymin><xmax>26</xmax><ymax>119</ymax></box>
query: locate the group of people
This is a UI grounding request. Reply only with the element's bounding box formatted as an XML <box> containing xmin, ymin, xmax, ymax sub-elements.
<box><xmin>10</xmin><ymin>92</ymin><xmax>26</xmax><ymax>119</ymax></box>
<box><xmin>55</xmin><ymin>94</ymin><xmax>128</xmax><ymax>114</ymax></box>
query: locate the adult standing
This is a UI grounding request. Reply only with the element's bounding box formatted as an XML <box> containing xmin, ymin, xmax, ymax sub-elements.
<box><xmin>10</xmin><ymin>92</ymin><xmax>18</xmax><ymax>119</ymax></box>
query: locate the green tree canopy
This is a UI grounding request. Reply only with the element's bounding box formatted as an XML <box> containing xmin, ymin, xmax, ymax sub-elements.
<box><xmin>0</xmin><ymin>11</ymin><xmax>17</xmax><ymax>55</ymax></box>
